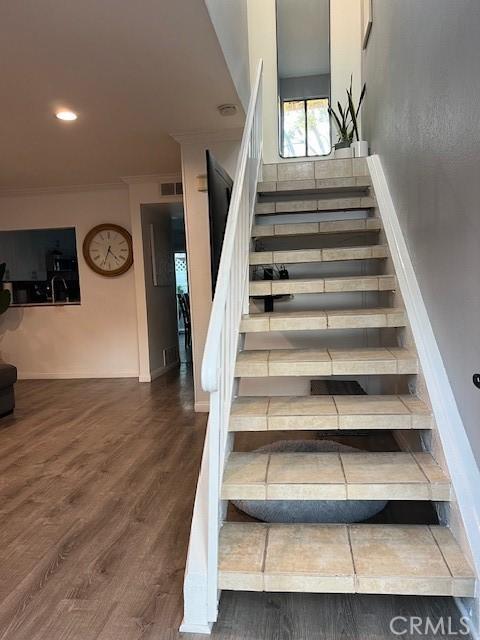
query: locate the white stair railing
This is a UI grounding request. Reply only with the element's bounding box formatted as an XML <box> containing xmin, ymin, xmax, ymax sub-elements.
<box><xmin>200</xmin><ymin>60</ymin><xmax>263</xmax><ymax>621</ymax></box>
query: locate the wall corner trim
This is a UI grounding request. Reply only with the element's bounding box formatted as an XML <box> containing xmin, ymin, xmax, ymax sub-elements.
<box><xmin>368</xmin><ymin>154</ymin><xmax>480</xmax><ymax>585</ymax></box>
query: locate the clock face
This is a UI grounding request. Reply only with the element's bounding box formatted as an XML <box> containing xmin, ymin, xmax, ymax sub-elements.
<box><xmin>83</xmin><ymin>224</ymin><xmax>133</xmax><ymax>276</ymax></box>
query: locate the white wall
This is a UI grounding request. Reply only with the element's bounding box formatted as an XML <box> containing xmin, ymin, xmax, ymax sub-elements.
<box><xmin>0</xmin><ymin>186</ymin><xmax>139</xmax><ymax>378</ymax></box>
<box><xmin>179</xmin><ymin>133</ymin><xmax>241</xmax><ymax>411</ymax></box>
<box><xmin>247</xmin><ymin>0</ymin><xmax>362</xmax><ymax>164</ymax></box>
<box><xmin>204</xmin><ymin>0</ymin><xmax>251</xmax><ymax>111</ymax></box>
<box><xmin>141</xmin><ymin>204</ymin><xmax>180</xmax><ymax>378</ymax></box>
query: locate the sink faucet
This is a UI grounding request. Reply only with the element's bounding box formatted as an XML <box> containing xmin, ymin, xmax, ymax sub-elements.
<box><xmin>51</xmin><ymin>275</ymin><xmax>68</xmax><ymax>304</ymax></box>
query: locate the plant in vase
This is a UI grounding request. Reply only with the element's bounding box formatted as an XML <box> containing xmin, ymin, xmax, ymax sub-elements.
<box><xmin>0</xmin><ymin>263</ymin><xmax>11</xmax><ymax>315</ymax></box>
<box><xmin>328</xmin><ymin>77</ymin><xmax>368</xmax><ymax>158</ymax></box>
<box><xmin>347</xmin><ymin>80</ymin><xmax>368</xmax><ymax>157</ymax></box>
<box><xmin>328</xmin><ymin>98</ymin><xmax>353</xmax><ymax>158</ymax></box>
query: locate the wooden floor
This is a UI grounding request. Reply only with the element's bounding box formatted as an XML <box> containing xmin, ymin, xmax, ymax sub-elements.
<box><xmin>0</xmin><ymin>369</ymin><xmax>469</xmax><ymax>639</ymax></box>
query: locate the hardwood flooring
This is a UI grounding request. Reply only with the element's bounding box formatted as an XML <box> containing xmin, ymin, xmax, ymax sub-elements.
<box><xmin>0</xmin><ymin>368</ymin><xmax>205</xmax><ymax>640</ymax></box>
<box><xmin>0</xmin><ymin>369</ymin><xmax>469</xmax><ymax>639</ymax></box>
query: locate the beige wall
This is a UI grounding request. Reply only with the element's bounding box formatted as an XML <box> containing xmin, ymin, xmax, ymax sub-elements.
<box><xmin>179</xmin><ymin>134</ymin><xmax>241</xmax><ymax>411</ymax></box>
<box><xmin>0</xmin><ymin>186</ymin><xmax>139</xmax><ymax>378</ymax></box>
<box><xmin>247</xmin><ymin>0</ymin><xmax>362</xmax><ymax>164</ymax></box>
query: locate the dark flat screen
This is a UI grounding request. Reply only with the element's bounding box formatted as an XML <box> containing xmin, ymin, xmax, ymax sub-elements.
<box><xmin>206</xmin><ymin>150</ymin><xmax>233</xmax><ymax>294</ymax></box>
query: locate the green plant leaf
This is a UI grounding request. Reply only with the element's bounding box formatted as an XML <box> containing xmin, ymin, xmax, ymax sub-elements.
<box><xmin>347</xmin><ymin>89</ymin><xmax>359</xmax><ymax>141</ymax></box>
<box><xmin>356</xmin><ymin>83</ymin><xmax>367</xmax><ymax>117</ymax></box>
<box><xmin>328</xmin><ymin>106</ymin><xmax>343</xmax><ymax>135</ymax></box>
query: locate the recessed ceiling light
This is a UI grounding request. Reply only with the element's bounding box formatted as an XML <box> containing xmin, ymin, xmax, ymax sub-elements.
<box><xmin>55</xmin><ymin>110</ymin><xmax>78</xmax><ymax>121</ymax></box>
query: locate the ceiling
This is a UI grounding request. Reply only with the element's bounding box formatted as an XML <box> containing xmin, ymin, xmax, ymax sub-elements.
<box><xmin>0</xmin><ymin>0</ymin><xmax>244</xmax><ymax>189</ymax></box>
<box><xmin>277</xmin><ymin>0</ymin><xmax>330</xmax><ymax>78</ymax></box>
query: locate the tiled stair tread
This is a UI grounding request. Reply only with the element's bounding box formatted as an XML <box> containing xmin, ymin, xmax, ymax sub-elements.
<box><xmin>221</xmin><ymin>451</ymin><xmax>450</xmax><ymax>501</ymax></box>
<box><xmin>252</xmin><ymin>218</ymin><xmax>381</xmax><ymax>238</ymax></box>
<box><xmin>250</xmin><ymin>274</ymin><xmax>396</xmax><ymax>296</ymax></box>
<box><xmin>229</xmin><ymin>394</ymin><xmax>432</xmax><ymax>431</ymax></box>
<box><xmin>240</xmin><ymin>308</ymin><xmax>407</xmax><ymax>332</ymax></box>
<box><xmin>235</xmin><ymin>347</ymin><xmax>418</xmax><ymax>377</ymax></box>
<box><xmin>250</xmin><ymin>245</ymin><xmax>388</xmax><ymax>265</ymax></box>
<box><xmin>255</xmin><ymin>196</ymin><xmax>376</xmax><ymax>215</ymax></box>
<box><xmin>218</xmin><ymin>523</ymin><xmax>475</xmax><ymax>596</ymax></box>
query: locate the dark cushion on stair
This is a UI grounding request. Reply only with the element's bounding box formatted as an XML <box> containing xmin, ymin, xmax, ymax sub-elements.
<box><xmin>232</xmin><ymin>439</ymin><xmax>388</xmax><ymax>524</ymax></box>
<box><xmin>0</xmin><ymin>363</ymin><xmax>16</xmax><ymax>416</ymax></box>
<box><xmin>0</xmin><ymin>363</ymin><xmax>17</xmax><ymax>389</ymax></box>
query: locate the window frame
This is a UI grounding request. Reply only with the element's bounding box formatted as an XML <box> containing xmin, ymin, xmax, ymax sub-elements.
<box><xmin>280</xmin><ymin>95</ymin><xmax>331</xmax><ymax>159</ymax></box>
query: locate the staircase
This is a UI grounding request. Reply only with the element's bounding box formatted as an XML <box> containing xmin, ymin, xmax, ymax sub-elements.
<box><xmin>215</xmin><ymin>157</ymin><xmax>475</xmax><ymax>600</ymax></box>
<box><xmin>180</xmin><ymin>62</ymin><xmax>476</xmax><ymax>634</ymax></box>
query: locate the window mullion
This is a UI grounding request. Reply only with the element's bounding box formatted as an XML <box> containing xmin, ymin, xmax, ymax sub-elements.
<box><xmin>304</xmin><ymin>99</ymin><xmax>308</xmax><ymax>157</ymax></box>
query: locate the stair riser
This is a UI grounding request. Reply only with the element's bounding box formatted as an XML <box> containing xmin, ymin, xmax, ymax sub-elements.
<box><xmin>221</xmin><ymin>485</ymin><xmax>450</xmax><ymax>501</ymax></box>
<box><xmin>235</xmin><ymin>362</ymin><xmax>418</xmax><ymax>377</ymax></box>
<box><xmin>255</xmin><ymin>197</ymin><xmax>376</xmax><ymax>215</ymax></box>
<box><xmin>250</xmin><ymin>275</ymin><xmax>396</xmax><ymax>296</ymax></box>
<box><xmin>261</xmin><ymin>158</ymin><xmax>369</xmax><ymax>182</ymax></box>
<box><xmin>250</xmin><ymin>246</ymin><xmax>388</xmax><ymax>266</ymax></box>
<box><xmin>252</xmin><ymin>219</ymin><xmax>381</xmax><ymax>238</ymax></box>
<box><xmin>240</xmin><ymin>316</ymin><xmax>406</xmax><ymax>333</ymax></box>
<box><xmin>257</xmin><ymin>175</ymin><xmax>371</xmax><ymax>195</ymax></box>
<box><xmin>229</xmin><ymin>415</ymin><xmax>432</xmax><ymax>431</ymax></box>
<box><xmin>218</xmin><ymin>575</ymin><xmax>474</xmax><ymax>598</ymax></box>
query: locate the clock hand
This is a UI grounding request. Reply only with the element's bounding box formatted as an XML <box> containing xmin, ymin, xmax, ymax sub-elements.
<box><xmin>106</xmin><ymin>247</ymin><xmax>121</xmax><ymax>263</ymax></box>
<box><xmin>102</xmin><ymin>245</ymin><xmax>112</xmax><ymax>266</ymax></box>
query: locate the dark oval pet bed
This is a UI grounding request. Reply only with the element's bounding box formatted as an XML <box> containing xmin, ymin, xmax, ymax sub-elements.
<box><xmin>232</xmin><ymin>439</ymin><xmax>387</xmax><ymax>524</ymax></box>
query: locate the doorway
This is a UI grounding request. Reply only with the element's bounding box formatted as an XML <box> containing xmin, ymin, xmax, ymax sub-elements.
<box><xmin>139</xmin><ymin>202</ymin><xmax>192</xmax><ymax>381</ymax></box>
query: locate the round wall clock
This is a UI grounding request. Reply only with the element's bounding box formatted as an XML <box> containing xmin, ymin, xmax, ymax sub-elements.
<box><xmin>83</xmin><ymin>223</ymin><xmax>133</xmax><ymax>277</ymax></box>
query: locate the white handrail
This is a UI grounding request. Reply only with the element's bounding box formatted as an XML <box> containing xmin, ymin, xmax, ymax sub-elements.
<box><xmin>200</xmin><ymin>59</ymin><xmax>263</xmax><ymax>621</ymax></box>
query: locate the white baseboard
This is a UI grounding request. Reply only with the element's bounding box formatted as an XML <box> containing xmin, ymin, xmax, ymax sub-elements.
<box><xmin>151</xmin><ymin>360</ymin><xmax>180</xmax><ymax>381</ymax></box>
<box><xmin>138</xmin><ymin>360</ymin><xmax>180</xmax><ymax>383</ymax></box>
<box><xmin>368</xmin><ymin>154</ymin><xmax>480</xmax><ymax>595</ymax></box>
<box><xmin>17</xmin><ymin>370</ymin><xmax>139</xmax><ymax>380</ymax></box>
<box><xmin>179</xmin><ymin>620</ymin><xmax>213</xmax><ymax>634</ymax></box>
<box><xmin>194</xmin><ymin>400</ymin><xmax>210</xmax><ymax>413</ymax></box>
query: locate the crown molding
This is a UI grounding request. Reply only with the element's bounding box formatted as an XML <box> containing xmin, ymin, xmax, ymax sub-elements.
<box><xmin>0</xmin><ymin>172</ymin><xmax>186</xmax><ymax>197</ymax></box>
<box><xmin>121</xmin><ymin>172</ymin><xmax>182</xmax><ymax>185</ymax></box>
<box><xmin>0</xmin><ymin>181</ymin><xmax>128</xmax><ymax>198</ymax></box>
<box><xmin>170</xmin><ymin>127</ymin><xmax>243</xmax><ymax>145</ymax></box>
